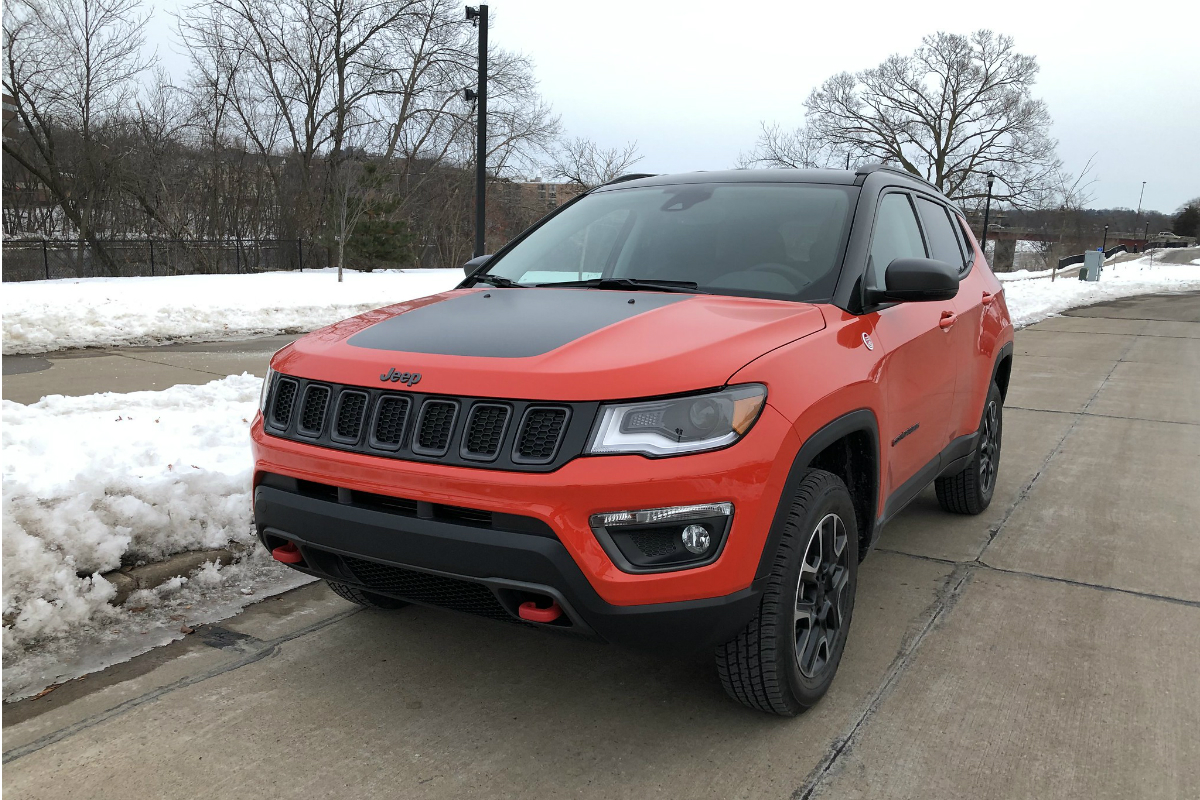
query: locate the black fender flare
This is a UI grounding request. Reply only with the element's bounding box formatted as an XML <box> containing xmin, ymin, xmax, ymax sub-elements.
<box><xmin>753</xmin><ymin>408</ymin><xmax>880</xmax><ymax>582</ymax></box>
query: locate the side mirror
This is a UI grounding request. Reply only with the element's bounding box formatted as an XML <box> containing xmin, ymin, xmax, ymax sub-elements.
<box><xmin>866</xmin><ymin>257</ymin><xmax>959</xmax><ymax>304</ymax></box>
<box><xmin>462</xmin><ymin>254</ymin><xmax>492</xmax><ymax>277</ymax></box>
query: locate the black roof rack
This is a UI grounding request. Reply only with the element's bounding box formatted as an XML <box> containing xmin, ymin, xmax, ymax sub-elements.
<box><xmin>853</xmin><ymin>163</ymin><xmax>938</xmax><ymax>191</ymax></box>
<box><xmin>600</xmin><ymin>173</ymin><xmax>658</xmax><ymax>187</ymax></box>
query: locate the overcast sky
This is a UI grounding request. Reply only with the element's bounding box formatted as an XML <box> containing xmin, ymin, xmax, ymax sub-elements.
<box><xmin>148</xmin><ymin>0</ymin><xmax>1199</xmax><ymax>213</ymax></box>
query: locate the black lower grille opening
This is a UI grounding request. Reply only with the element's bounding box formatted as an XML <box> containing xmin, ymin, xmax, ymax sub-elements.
<box><xmin>342</xmin><ymin>557</ymin><xmax>515</xmax><ymax>622</ymax></box>
<box><xmin>271</xmin><ymin>379</ymin><xmax>298</xmax><ymax>427</ymax></box>
<box><xmin>416</xmin><ymin>400</ymin><xmax>457</xmax><ymax>454</ymax></box>
<box><xmin>629</xmin><ymin>529</ymin><xmax>681</xmax><ymax>558</ymax></box>
<box><xmin>463</xmin><ymin>404</ymin><xmax>510</xmax><ymax>458</ymax></box>
<box><xmin>298</xmin><ymin>385</ymin><xmax>331</xmax><ymax>435</ymax></box>
<box><xmin>372</xmin><ymin>396</ymin><xmax>410</xmax><ymax>448</ymax></box>
<box><xmin>335</xmin><ymin>392</ymin><xmax>368</xmax><ymax>441</ymax></box>
<box><xmin>516</xmin><ymin>407</ymin><xmax>569</xmax><ymax>462</ymax></box>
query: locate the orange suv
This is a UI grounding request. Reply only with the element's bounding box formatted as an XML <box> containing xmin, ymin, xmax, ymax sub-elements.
<box><xmin>251</xmin><ymin>166</ymin><xmax>1014</xmax><ymax>715</ymax></box>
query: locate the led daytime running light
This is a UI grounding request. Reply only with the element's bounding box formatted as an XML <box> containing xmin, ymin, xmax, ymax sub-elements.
<box><xmin>591</xmin><ymin>502</ymin><xmax>733</xmax><ymax>529</ymax></box>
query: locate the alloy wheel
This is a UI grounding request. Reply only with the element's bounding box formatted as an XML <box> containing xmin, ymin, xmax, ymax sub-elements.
<box><xmin>979</xmin><ymin>400</ymin><xmax>999</xmax><ymax>494</ymax></box>
<box><xmin>794</xmin><ymin>513</ymin><xmax>850</xmax><ymax>679</ymax></box>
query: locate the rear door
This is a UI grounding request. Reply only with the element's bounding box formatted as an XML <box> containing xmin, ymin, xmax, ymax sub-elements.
<box><xmin>868</xmin><ymin>191</ymin><xmax>959</xmax><ymax>502</ymax></box>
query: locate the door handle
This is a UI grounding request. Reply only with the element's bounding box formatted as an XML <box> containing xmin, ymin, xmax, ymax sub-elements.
<box><xmin>939</xmin><ymin>311</ymin><xmax>958</xmax><ymax>330</ymax></box>
<box><xmin>982</xmin><ymin>291</ymin><xmax>996</xmax><ymax>306</ymax></box>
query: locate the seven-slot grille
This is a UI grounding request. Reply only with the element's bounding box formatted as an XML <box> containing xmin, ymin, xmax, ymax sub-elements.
<box><xmin>264</xmin><ymin>375</ymin><xmax>584</xmax><ymax>471</ymax></box>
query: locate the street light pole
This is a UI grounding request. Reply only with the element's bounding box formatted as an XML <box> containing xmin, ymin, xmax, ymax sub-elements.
<box><xmin>466</xmin><ymin>5</ymin><xmax>488</xmax><ymax>258</ymax></box>
<box><xmin>1102</xmin><ymin>224</ymin><xmax>1109</xmax><ymax>252</ymax></box>
<box><xmin>980</xmin><ymin>172</ymin><xmax>996</xmax><ymax>263</ymax></box>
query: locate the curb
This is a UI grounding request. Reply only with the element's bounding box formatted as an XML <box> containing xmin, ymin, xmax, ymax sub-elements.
<box><xmin>102</xmin><ymin>549</ymin><xmax>235</xmax><ymax>605</ymax></box>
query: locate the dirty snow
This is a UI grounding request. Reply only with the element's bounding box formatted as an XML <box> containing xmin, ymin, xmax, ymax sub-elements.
<box><xmin>998</xmin><ymin>251</ymin><xmax>1200</xmax><ymax>328</ymax></box>
<box><xmin>1</xmin><ymin>375</ymin><xmax>312</xmax><ymax>700</ymax></box>
<box><xmin>1</xmin><ymin>267</ymin><xmax>462</xmax><ymax>355</ymax></box>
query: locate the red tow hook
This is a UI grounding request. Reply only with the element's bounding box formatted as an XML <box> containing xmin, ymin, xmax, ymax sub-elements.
<box><xmin>518</xmin><ymin>599</ymin><xmax>563</xmax><ymax>623</ymax></box>
<box><xmin>271</xmin><ymin>542</ymin><xmax>304</xmax><ymax>564</ymax></box>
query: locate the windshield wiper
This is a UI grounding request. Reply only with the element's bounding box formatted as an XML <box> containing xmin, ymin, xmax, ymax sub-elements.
<box><xmin>471</xmin><ymin>273</ymin><xmax>525</xmax><ymax>288</ymax></box>
<box><xmin>535</xmin><ymin>277</ymin><xmax>705</xmax><ymax>294</ymax></box>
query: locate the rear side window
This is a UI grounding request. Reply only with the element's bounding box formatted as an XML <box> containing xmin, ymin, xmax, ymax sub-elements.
<box><xmin>915</xmin><ymin>197</ymin><xmax>967</xmax><ymax>269</ymax></box>
<box><xmin>869</xmin><ymin>193</ymin><xmax>926</xmax><ymax>287</ymax></box>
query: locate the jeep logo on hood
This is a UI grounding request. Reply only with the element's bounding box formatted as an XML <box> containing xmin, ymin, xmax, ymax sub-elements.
<box><xmin>380</xmin><ymin>368</ymin><xmax>422</xmax><ymax>386</ymax></box>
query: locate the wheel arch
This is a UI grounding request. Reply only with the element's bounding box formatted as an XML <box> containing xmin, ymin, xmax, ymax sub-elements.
<box><xmin>991</xmin><ymin>341</ymin><xmax>1014</xmax><ymax>400</ymax></box>
<box><xmin>754</xmin><ymin>409</ymin><xmax>880</xmax><ymax>582</ymax></box>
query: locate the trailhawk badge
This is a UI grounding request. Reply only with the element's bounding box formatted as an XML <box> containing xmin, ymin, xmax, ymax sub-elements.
<box><xmin>380</xmin><ymin>368</ymin><xmax>422</xmax><ymax>386</ymax></box>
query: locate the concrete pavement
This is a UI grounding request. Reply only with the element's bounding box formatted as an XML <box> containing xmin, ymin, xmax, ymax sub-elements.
<box><xmin>4</xmin><ymin>292</ymin><xmax>1199</xmax><ymax>799</ymax></box>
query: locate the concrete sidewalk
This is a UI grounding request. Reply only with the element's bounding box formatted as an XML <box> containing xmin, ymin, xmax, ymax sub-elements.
<box><xmin>4</xmin><ymin>292</ymin><xmax>1199</xmax><ymax>799</ymax></box>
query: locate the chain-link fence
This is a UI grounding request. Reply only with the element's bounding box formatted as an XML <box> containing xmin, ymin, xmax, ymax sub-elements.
<box><xmin>1</xmin><ymin>239</ymin><xmax>334</xmax><ymax>282</ymax></box>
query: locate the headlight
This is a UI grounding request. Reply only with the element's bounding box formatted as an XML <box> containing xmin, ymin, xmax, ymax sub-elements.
<box><xmin>586</xmin><ymin>384</ymin><xmax>767</xmax><ymax>457</ymax></box>
<box><xmin>259</xmin><ymin>366</ymin><xmax>276</xmax><ymax>414</ymax></box>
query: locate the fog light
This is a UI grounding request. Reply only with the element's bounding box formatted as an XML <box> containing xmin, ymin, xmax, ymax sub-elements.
<box><xmin>681</xmin><ymin>524</ymin><xmax>711</xmax><ymax>555</ymax></box>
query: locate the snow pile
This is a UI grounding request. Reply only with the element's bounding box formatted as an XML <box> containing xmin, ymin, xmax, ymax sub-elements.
<box><xmin>1000</xmin><ymin>253</ymin><xmax>1200</xmax><ymax>328</ymax></box>
<box><xmin>2</xmin><ymin>267</ymin><xmax>461</xmax><ymax>355</ymax></box>
<box><xmin>1</xmin><ymin>375</ymin><xmax>311</xmax><ymax>699</ymax></box>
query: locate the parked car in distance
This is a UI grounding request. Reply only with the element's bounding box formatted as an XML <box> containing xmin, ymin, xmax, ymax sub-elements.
<box><xmin>251</xmin><ymin>166</ymin><xmax>1014</xmax><ymax>715</ymax></box>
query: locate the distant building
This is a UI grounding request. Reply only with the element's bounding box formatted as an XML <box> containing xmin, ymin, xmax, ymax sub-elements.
<box><xmin>2</xmin><ymin>92</ymin><xmax>18</xmax><ymax>142</ymax></box>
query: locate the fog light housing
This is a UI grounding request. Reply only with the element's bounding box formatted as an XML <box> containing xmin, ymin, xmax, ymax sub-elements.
<box><xmin>588</xmin><ymin>502</ymin><xmax>733</xmax><ymax>573</ymax></box>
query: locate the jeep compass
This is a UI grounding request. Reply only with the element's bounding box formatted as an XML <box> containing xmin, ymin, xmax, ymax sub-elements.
<box><xmin>251</xmin><ymin>166</ymin><xmax>1014</xmax><ymax>715</ymax></box>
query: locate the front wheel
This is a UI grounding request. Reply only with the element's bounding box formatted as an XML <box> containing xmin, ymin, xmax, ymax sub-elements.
<box><xmin>935</xmin><ymin>381</ymin><xmax>1003</xmax><ymax>515</ymax></box>
<box><xmin>716</xmin><ymin>469</ymin><xmax>859</xmax><ymax>715</ymax></box>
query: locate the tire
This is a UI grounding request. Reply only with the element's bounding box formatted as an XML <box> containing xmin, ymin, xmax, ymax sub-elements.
<box><xmin>716</xmin><ymin>469</ymin><xmax>859</xmax><ymax>716</ymax></box>
<box><xmin>326</xmin><ymin>580</ymin><xmax>409</xmax><ymax>609</ymax></box>
<box><xmin>935</xmin><ymin>381</ymin><xmax>1003</xmax><ymax>515</ymax></box>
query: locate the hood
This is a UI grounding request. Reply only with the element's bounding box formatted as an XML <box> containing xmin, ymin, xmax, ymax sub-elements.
<box><xmin>273</xmin><ymin>288</ymin><xmax>826</xmax><ymax>400</ymax></box>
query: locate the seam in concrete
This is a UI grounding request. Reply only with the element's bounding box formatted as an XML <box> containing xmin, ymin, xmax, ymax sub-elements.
<box><xmin>1</xmin><ymin>606</ymin><xmax>362</xmax><ymax>765</ymax></box>
<box><xmin>875</xmin><ymin>547</ymin><xmax>1200</xmax><ymax>610</ymax></box>
<box><xmin>107</xmin><ymin>350</ymin><xmax>233</xmax><ymax>379</ymax></box>
<box><xmin>1003</xmin><ymin>406</ymin><xmax>1199</xmax><ymax>428</ymax></box>
<box><xmin>790</xmin><ymin>564</ymin><xmax>977</xmax><ymax>800</ymax></box>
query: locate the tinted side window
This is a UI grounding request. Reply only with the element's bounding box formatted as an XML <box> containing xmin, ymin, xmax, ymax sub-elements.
<box><xmin>950</xmin><ymin>212</ymin><xmax>975</xmax><ymax>266</ymax></box>
<box><xmin>869</xmin><ymin>193</ymin><xmax>926</xmax><ymax>287</ymax></box>
<box><xmin>915</xmin><ymin>197</ymin><xmax>966</xmax><ymax>269</ymax></box>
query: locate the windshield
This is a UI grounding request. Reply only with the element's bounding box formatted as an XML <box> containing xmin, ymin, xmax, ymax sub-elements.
<box><xmin>481</xmin><ymin>182</ymin><xmax>857</xmax><ymax>301</ymax></box>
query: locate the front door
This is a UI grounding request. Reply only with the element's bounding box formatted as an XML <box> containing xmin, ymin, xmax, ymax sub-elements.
<box><xmin>867</xmin><ymin>192</ymin><xmax>959</xmax><ymax>502</ymax></box>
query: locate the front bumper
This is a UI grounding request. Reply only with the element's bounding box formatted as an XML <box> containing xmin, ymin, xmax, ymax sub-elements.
<box><xmin>251</xmin><ymin>402</ymin><xmax>801</xmax><ymax>607</ymax></box>
<box><xmin>254</xmin><ymin>477</ymin><xmax>763</xmax><ymax>655</ymax></box>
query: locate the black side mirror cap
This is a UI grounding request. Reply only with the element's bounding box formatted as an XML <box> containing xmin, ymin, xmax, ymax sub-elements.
<box><xmin>462</xmin><ymin>254</ymin><xmax>492</xmax><ymax>277</ymax></box>
<box><xmin>866</xmin><ymin>257</ymin><xmax>960</xmax><ymax>304</ymax></box>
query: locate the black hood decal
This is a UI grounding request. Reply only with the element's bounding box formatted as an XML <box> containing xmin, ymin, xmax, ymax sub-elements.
<box><xmin>348</xmin><ymin>288</ymin><xmax>688</xmax><ymax>358</ymax></box>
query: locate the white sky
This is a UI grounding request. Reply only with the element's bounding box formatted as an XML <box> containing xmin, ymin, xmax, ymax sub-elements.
<box><xmin>146</xmin><ymin>0</ymin><xmax>1199</xmax><ymax>213</ymax></box>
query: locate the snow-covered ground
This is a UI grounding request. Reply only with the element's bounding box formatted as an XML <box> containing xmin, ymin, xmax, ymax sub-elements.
<box><xmin>998</xmin><ymin>252</ymin><xmax>1200</xmax><ymax>328</ymax></box>
<box><xmin>1</xmin><ymin>267</ymin><xmax>462</xmax><ymax>355</ymax></box>
<box><xmin>3</xmin><ymin>250</ymin><xmax>1199</xmax><ymax>699</ymax></box>
<box><xmin>2</xmin><ymin>375</ymin><xmax>312</xmax><ymax>699</ymax></box>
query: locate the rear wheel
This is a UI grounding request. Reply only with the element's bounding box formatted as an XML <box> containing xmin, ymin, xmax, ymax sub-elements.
<box><xmin>326</xmin><ymin>581</ymin><xmax>409</xmax><ymax>609</ymax></box>
<box><xmin>716</xmin><ymin>469</ymin><xmax>858</xmax><ymax>715</ymax></box>
<box><xmin>936</xmin><ymin>381</ymin><xmax>1003</xmax><ymax>515</ymax></box>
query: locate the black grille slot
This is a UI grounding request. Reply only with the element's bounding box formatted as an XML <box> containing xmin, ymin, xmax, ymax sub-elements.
<box><xmin>342</xmin><ymin>557</ymin><xmax>514</xmax><ymax>622</ymax></box>
<box><xmin>371</xmin><ymin>396</ymin><xmax>410</xmax><ymax>449</ymax></box>
<box><xmin>462</xmin><ymin>404</ymin><xmax>510</xmax><ymax>460</ymax></box>
<box><xmin>333</xmin><ymin>391</ymin><xmax>368</xmax><ymax>442</ymax></box>
<box><xmin>515</xmin><ymin>407</ymin><xmax>569</xmax><ymax>463</ymax></box>
<box><xmin>271</xmin><ymin>378</ymin><xmax>298</xmax><ymax>428</ymax></box>
<box><xmin>629</xmin><ymin>530</ymin><xmax>681</xmax><ymax>558</ymax></box>
<box><xmin>297</xmin><ymin>385</ymin><xmax>331</xmax><ymax>435</ymax></box>
<box><xmin>414</xmin><ymin>400</ymin><xmax>457</xmax><ymax>455</ymax></box>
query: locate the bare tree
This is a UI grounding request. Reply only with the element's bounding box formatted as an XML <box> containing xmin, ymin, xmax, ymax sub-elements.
<box><xmin>547</xmin><ymin>137</ymin><xmax>641</xmax><ymax>190</ymax></box>
<box><xmin>739</xmin><ymin>123</ymin><xmax>866</xmax><ymax>170</ymax></box>
<box><xmin>772</xmin><ymin>30</ymin><xmax>1061</xmax><ymax>207</ymax></box>
<box><xmin>3</xmin><ymin>0</ymin><xmax>152</xmax><ymax>273</ymax></box>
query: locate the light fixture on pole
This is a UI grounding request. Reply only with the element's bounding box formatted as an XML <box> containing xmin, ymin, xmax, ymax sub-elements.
<box><xmin>980</xmin><ymin>172</ymin><xmax>996</xmax><ymax>261</ymax></box>
<box><xmin>1102</xmin><ymin>224</ymin><xmax>1109</xmax><ymax>252</ymax></box>
<box><xmin>465</xmin><ymin>5</ymin><xmax>488</xmax><ymax>258</ymax></box>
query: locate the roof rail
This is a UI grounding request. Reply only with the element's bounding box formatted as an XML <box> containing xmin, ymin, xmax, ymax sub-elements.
<box><xmin>600</xmin><ymin>173</ymin><xmax>657</xmax><ymax>187</ymax></box>
<box><xmin>853</xmin><ymin>163</ymin><xmax>938</xmax><ymax>191</ymax></box>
